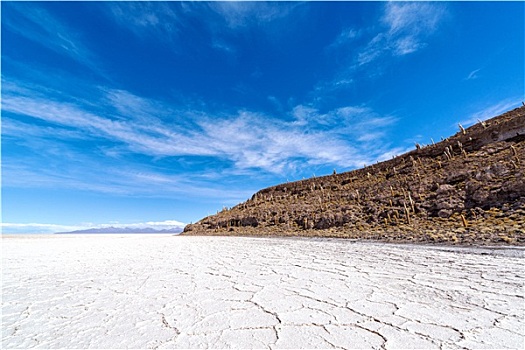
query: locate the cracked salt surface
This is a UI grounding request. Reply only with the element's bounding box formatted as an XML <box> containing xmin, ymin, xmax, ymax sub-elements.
<box><xmin>2</xmin><ymin>235</ymin><xmax>524</xmax><ymax>349</ymax></box>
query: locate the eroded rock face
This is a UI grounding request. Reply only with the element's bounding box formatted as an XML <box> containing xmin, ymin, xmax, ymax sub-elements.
<box><xmin>184</xmin><ymin>106</ymin><xmax>525</xmax><ymax>245</ymax></box>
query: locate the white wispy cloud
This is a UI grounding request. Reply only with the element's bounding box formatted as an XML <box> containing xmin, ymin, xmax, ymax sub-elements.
<box><xmin>3</xmin><ymin>81</ymin><xmax>398</xmax><ymax>176</ymax></box>
<box><xmin>1</xmin><ymin>118</ymin><xmax>88</xmax><ymax>141</ymax></box>
<box><xmin>105</xmin><ymin>1</ymin><xmax>300</xmax><ymax>54</ymax></box>
<box><xmin>357</xmin><ymin>2</ymin><xmax>447</xmax><ymax>66</ymax></box>
<box><xmin>2</xmin><ymin>93</ymin><xmax>206</xmax><ymax>158</ymax></box>
<box><xmin>108</xmin><ymin>2</ymin><xmax>180</xmax><ymax>41</ymax></box>
<box><xmin>196</xmin><ymin>111</ymin><xmax>366</xmax><ymax>173</ymax></box>
<box><xmin>327</xmin><ymin>1</ymin><xmax>446</xmax><ymax>67</ymax></box>
<box><xmin>466</xmin><ymin>68</ymin><xmax>481</xmax><ymax>80</ymax></box>
<box><xmin>208</xmin><ymin>1</ymin><xmax>300</xmax><ymax>29</ymax></box>
<box><xmin>2</xmin><ymin>118</ymin><xmax>257</xmax><ymax>200</ymax></box>
<box><xmin>2</xmin><ymin>2</ymin><xmax>99</xmax><ymax>71</ymax></box>
<box><xmin>1</xmin><ymin>150</ymin><xmax>136</xmax><ymax>195</ymax></box>
<box><xmin>291</xmin><ymin>105</ymin><xmax>321</xmax><ymax>126</ymax></box>
<box><xmin>317</xmin><ymin>2</ymin><xmax>447</xmax><ymax>103</ymax></box>
<box><xmin>212</xmin><ymin>39</ymin><xmax>236</xmax><ymax>55</ymax></box>
<box><xmin>2</xmin><ymin>153</ymin><xmax>255</xmax><ymax>202</ymax></box>
<box><xmin>383</xmin><ymin>2</ymin><xmax>444</xmax><ymax>36</ymax></box>
<box><xmin>382</xmin><ymin>2</ymin><xmax>445</xmax><ymax>54</ymax></box>
<box><xmin>330</xmin><ymin>28</ymin><xmax>361</xmax><ymax>49</ymax></box>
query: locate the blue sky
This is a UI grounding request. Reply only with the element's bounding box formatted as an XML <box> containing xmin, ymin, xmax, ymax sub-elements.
<box><xmin>1</xmin><ymin>1</ymin><xmax>524</xmax><ymax>233</ymax></box>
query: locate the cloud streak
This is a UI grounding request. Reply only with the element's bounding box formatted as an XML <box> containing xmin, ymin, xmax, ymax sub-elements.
<box><xmin>2</xmin><ymin>2</ymin><xmax>101</xmax><ymax>73</ymax></box>
<box><xmin>466</xmin><ymin>68</ymin><xmax>481</xmax><ymax>80</ymax></box>
<box><xmin>328</xmin><ymin>2</ymin><xmax>446</xmax><ymax>70</ymax></box>
<box><xmin>208</xmin><ymin>1</ymin><xmax>300</xmax><ymax>29</ymax></box>
<box><xmin>313</xmin><ymin>2</ymin><xmax>448</xmax><ymax>107</ymax></box>
<box><xmin>1</xmin><ymin>131</ymin><xmax>256</xmax><ymax>202</ymax></box>
<box><xmin>3</xmin><ymin>82</ymin><xmax>398</xmax><ymax>177</ymax></box>
<box><xmin>105</xmin><ymin>1</ymin><xmax>303</xmax><ymax>58</ymax></box>
<box><xmin>108</xmin><ymin>2</ymin><xmax>181</xmax><ymax>42</ymax></box>
<box><xmin>358</xmin><ymin>2</ymin><xmax>446</xmax><ymax>66</ymax></box>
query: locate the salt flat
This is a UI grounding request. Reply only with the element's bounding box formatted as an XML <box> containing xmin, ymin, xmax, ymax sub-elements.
<box><xmin>2</xmin><ymin>235</ymin><xmax>524</xmax><ymax>349</ymax></box>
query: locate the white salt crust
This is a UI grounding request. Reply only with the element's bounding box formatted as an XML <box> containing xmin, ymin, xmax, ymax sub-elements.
<box><xmin>2</xmin><ymin>235</ymin><xmax>524</xmax><ymax>349</ymax></box>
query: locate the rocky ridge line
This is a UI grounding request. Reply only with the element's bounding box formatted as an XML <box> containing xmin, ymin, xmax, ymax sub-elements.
<box><xmin>184</xmin><ymin>106</ymin><xmax>525</xmax><ymax>244</ymax></box>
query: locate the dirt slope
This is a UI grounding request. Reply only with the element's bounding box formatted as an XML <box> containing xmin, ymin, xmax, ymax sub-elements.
<box><xmin>184</xmin><ymin>106</ymin><xmax>525</xmax><ymax>244</ymax></box>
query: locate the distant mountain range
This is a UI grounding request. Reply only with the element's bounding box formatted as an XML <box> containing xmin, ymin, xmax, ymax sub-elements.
<box><xmin>57</xmin><ymin>226</ymin><xmax>183</xmax><ymax>234</ymax></box>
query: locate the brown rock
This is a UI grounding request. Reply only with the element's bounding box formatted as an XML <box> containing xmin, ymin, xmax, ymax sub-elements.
<box><xmin>183</xmin><ymin>106</ymin><xmax>525</xmax><ymax>245</ymax></box>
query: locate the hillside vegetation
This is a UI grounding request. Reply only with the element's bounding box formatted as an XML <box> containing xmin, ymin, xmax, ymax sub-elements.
<box><xmin>184</xmin><ymin>106</ymin><xmax>525</xmax><ymax>245</ymax></box>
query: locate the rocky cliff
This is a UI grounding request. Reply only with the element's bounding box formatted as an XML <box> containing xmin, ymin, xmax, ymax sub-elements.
<box><xmin>184</xmin><ymin>106</ymin><xmax>525</xmax><ymax>244</ymax></box>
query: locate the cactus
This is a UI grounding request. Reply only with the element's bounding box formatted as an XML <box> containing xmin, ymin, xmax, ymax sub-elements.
<box><xmin>444</xmin><ymin>146</ymin><xmax>453</xmax><ymax>160</ymax></box>
<box><xmin>458</xmin><ymin>123</ymin><xmax>466</xmax><ymax>134</ymax></box>
<box><xmin>408</xmin><ymin>192</ymin><xmax>415</xmax><ymax>213</ymax></box>
<box><xmin>461</xmin><ymin>214</ymin><xmax>468</xmax><ymax>228</ymax></box>
<box><xmin>410</xmin><ymin>156</ymin><xmax>417</xmax><ymax>168</ymax></box>
<box><xmin>403</xmin><ymin>202</ymin><xmax>411</xmax><ymax>225</ymax></box>
<box><xmin>477</xmin><ymin>118</ymin><xmax>488</xmax><ymax>129</ymax></box>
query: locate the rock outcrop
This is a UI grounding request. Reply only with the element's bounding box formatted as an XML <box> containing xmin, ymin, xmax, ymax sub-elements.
<box><xmin>184</xmin><ymin>106</ymin><xmax>525</xmax><ymax>245</ymax></box>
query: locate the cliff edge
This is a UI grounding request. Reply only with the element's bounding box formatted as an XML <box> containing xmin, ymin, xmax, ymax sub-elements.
<box><xmin>184</xmin><ymin>106</ymin><xmax>525</xmax><ymax>245</ymax></box>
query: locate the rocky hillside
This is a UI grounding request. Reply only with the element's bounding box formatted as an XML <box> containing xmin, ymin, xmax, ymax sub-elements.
<box><xmin>184</xmin><ymin>106</ymin><xmax>525</xmax><ymax>245</ymax></box>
